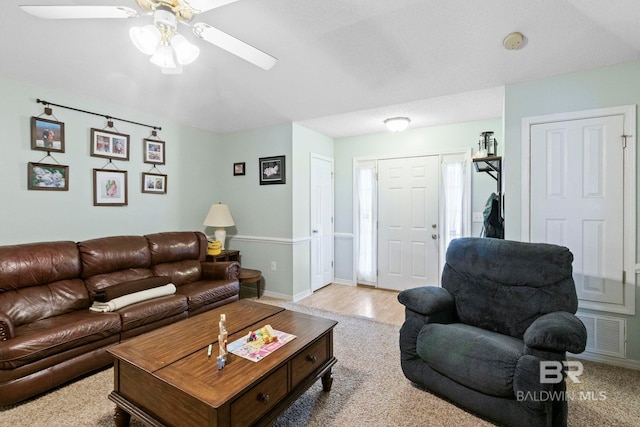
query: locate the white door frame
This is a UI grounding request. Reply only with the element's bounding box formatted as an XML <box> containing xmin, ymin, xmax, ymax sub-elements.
<box><xmin>353</xmin><ymin>149</ymin><xmax>471</xmax><ymax>288</ymax></box>
<box><xmin>310</xmin><ymin>153</ymin><xmax>334</xmax><ymax>292</ymax></box>
<box><xmin>521</xmin><ymin>105</ymin><xmax>636</xmax><ymax>315</ymax></box>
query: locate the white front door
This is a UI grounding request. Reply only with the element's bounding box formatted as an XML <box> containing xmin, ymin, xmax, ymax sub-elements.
<box><xmin>377</xmin><ymin>156</ymin><xmax>440</xmax><ymax>291</ymax></box>
<box><xmin>529</xmin><ymin>114</ymin><xmax>627</xmax><ymax>307</ymax></box>
<box><xmin>310</xmin><ymin>154</ymin><xmax>334</xmax><ymax>291</ymax></box>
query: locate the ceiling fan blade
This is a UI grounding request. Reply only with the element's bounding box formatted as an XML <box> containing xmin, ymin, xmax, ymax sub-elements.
<box><xmin>193</xmin><ymin>23</ymin><xmax>277</xmax><ymax>70</ymax></box>
<box><xmin>187</xmin><ymin>0</ymin><xmax>240</xmax><ymax>13</ymax></box>
<box><xmin>19</xmin><ymin>6</ymin><xmax>138</xmax><ymax>19</ymax></box>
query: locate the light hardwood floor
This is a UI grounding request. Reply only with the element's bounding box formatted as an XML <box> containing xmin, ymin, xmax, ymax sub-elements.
<box><xmin>294</xmin><ymin>283</ymin><xmax>405</xmax><ymax>326</ymax></box>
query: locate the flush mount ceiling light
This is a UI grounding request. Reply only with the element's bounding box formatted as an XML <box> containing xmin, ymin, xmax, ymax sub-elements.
<box><xmin>19</xmin><ymin>0</ymin><xmax>278</xmax><ymax>74</ymax></box>
<box><xmin>503</xmin><ymin>32</ymin><xmax>525</xmax><ymax>50</ymax></box>
<box><xmin>384</xmin><ymin>117</ymin><xmax>411</xmax><ymax>132</ymax></box>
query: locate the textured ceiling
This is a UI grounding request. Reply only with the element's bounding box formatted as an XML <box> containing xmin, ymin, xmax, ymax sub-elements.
<box><xmin>3</xmin><ymin>0</ymin><xmax>640</xmax><ymax>138</ymax></box>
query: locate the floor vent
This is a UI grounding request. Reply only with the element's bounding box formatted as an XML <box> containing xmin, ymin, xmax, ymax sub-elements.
<box><xmin>574</xmin><ymin>313</ymin><xmax>626</xmax><ymax>358</ymax></box>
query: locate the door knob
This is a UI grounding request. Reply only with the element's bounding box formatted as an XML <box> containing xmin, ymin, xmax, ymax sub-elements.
<box><xmin>312</xmin><ymin>230</ymin><xmax>319</xmax><ymax>234</ymax></box>
<box><xmin>431</xmin><ymin>234</ymin><xmax>438</xmax><ymax>240</ymax></box>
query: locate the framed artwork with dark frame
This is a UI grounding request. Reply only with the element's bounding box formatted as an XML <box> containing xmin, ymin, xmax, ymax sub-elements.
<box><xmin>31</xmin><ymin>117</ymin><xmax>65</xmax><ymax>152</ymax></box>
<box><xmin>142</xmin><ymin>172</ymin><xmax>167</xmax><ymax>194</ymax></box>
<box><xmin>259</xmin><ymin>155</ymin><xmax>285</xmax><ymax>185</ymax></box>
<box><xmin>27</xmin><ymin>162</ymin><xmax>69</xmax><ymax>191</ymax></box>
<box><xmin>143</xmin><ymin>138</ymin><xmax>165</xmax><ymax>165</ymax></box>
<box><xmin>90</xmin><ymin>128</ymin><xmax>130</xmax><ymax>161</ymax></box>
<box><xmin>93</xmin><ymin>168</ymin><xmax>128</xmax><ymax>206</ymax></box>
<box><xmin>234</xmin><ymin>162</ymin><xmax>245</xmax><ymax>176</ymax></box>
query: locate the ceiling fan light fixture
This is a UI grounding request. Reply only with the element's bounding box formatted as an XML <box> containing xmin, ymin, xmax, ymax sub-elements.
<box><xmin>150</xmin><ymin>44</ymin><xmax>177</xmax><ymax>68</ymax></box>
<box><xmin>130</xmin><ymin>24</ymin><xmax>161</xmax><ymax>55</ymax></box>
<box><xmin>171</xmin><ymin>34</ymin><xmax>200</xmax><ymax>65</ymax></box>
<box><xmin>384</xmin><ymin>117</ymin><xmax>411</xmax><ymax>132</ymax></box>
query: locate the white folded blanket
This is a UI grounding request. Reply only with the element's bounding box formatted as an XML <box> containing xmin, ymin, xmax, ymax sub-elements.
<box><xmin>90</xmin><ymin>283</ymin><xmax>176</xmax><ymax>312</ymax></box>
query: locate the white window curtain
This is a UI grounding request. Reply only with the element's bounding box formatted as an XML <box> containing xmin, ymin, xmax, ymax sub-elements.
<box><xmin>442</xmin><ymin>160</ymin><xmax>466</xmax><ymax>252</ymax></box>
<box><xmin>356</xmin><ymin>162</ymin><xmax>377</xmax><ymax>285</ymax></box>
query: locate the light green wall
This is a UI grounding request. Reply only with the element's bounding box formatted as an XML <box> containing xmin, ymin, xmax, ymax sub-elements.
<box><xmin>214</xmin><ymin>124</ymin><xmax>294</xmax><ymax>297</ymax></box>
<box><xmin>333</xmin><ymin>118</ymin><xmax>503</xmax><ymax>283</ymax></box>
<box><xmin>504</xmin><ymin>60</ymin><xmax>640</xmax><ymax>362</ymax></box>
<box><xmin>0</xmin><ymin>76</ymin><xmax>218</xmax><ymax>245</ymax></box>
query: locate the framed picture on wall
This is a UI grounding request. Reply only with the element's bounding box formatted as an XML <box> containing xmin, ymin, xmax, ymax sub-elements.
<box><xmin>31</xmin><ymin>117</ymin><xmax>65</xmax><ymax>152</ymax></box>
<box><xmin>142</xmin><ymin>172</ymin><xmax>167</xmax><ymax>194</ymax></box>
<box><xmin>234</xmin><ymin>162</ymin><xmax>245</xmax><ymax>176</ymax></box>
<box><xmin>93</xmin><ymin>168</ymin><xmax>128</xmax><ymax>206</ymax></box>
<box><xmin>90</xmin><ymin>128</ymin><xmax>130</xmax><ymax>161</ymax></box>
<box><xmin>259</xmin><ymin>155</ymin><xmax>285</xmax><ymax>185</ymax></box>
<box><xmin>143</xmin><ymin>138</ymin><xmax>165</xmax><ymax>165</ymax></box>
<box><xmin>27</xmin><ymin>162</ymin><xmax>69</xmax><ymax>191</ymax></box>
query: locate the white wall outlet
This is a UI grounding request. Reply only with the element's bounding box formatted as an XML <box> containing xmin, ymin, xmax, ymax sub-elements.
<box><xmin>271</xmin><ymin>261</ymin><xmax>277</xmax><ymax>271</ymax></box>
<box><xmin>472</xmin><ymin>212</ymin><xmax>484</xmax><ymax>223</ymax></box>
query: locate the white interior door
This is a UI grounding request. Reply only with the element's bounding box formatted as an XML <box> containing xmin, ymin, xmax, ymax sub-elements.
<box><xmin>529</xmin><ymin>115</ymin><xmax>625</xmax><ymax>305</ymax></box>
<box><xmin>310</xmin><ymin>154</ymin><xmax>334</xmax><ymax>291</ymax></box>
<box><xmin>377</xmin><ymin>156</ymin><xmax>439</xmax><ymax>291</ymax></box>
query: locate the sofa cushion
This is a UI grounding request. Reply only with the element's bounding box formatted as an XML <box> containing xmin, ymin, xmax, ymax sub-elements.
<box><xmin>92</xmin><ymin>276</ymin><xmax>172</xmax><ymax>302</ymax></box>
<box><xmin>117</xmin><ymin>295</ymin><xmax>188</xmax><ymax>332</ymax></box>
<box><xmin>0</xmin><ymin>311</ymin><xmax>121</xmax><ymax>369</ymax></box>
<box><xmin>176</xmin><ymin>279</ymin><xmax>240</xmax><ymax>310</ymax></box>
<box><xmin>441</xmin><ymin>238</ymin><xmax>578</xmax><ymax>338</ymax></box>
<box><xmin>152</xmin><ymin>260</ymin><xmax>202</xmax><ymax>286</ymax></box>
<box><xmin>0</xmin><ymin>279</ymin><xmax>89</xmax><ymax>327</ymax></box>
<box><xmin>146</xmin><ymin>231</ymin><xmax>205</xmax><ymax>264</ymax></box>
<box><xmin>416</xmin><ymin>323</ymin><xmax>523</xmax><ymax>398</ymax></box>
<box><xmin>78</xmin><ymin>235</ymin><xmax>151</xmax><ymax>278</ymax></box>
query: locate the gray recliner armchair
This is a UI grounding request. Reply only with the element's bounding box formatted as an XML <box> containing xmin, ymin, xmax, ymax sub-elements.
<box><xmin>398</xmin><ymin>237</ymin><xmax>587</xmax><ymax>427</ymax></box>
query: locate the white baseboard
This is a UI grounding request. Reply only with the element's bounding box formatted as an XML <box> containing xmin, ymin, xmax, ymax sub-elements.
<box><xmin>571</xmin><ymin>351</ymin><xmax>640</xmax><ymax>371</ymax></box>
<box><xmin>260</xmin><ymin>290</ymin><xmax>293</xmax><ymax>301</ymax></box>
<box><xmin>333</xmin><ymin>277</ymin><xmax>354</xmax><ymax>286</ymax></box>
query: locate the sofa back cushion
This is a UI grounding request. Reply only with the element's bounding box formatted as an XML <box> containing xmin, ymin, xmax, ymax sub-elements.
<box><xmin>441</xmin><ymin>237</ymin><xmax>578</xmax><ymax>339</ymax></box>
<box><xmin>78</xmin><ymin>235</ymin><xmax>153</xmax><ymax>295</ymax></box>
<box><xmin>0</xmin><ymin>241</ymin><xmax>88</xmax><ymax>326</ymax></box>
<box><xmin>146</xmin><ymin>232</ymin><xmax>206</xmax><ymax>286</ymax></box>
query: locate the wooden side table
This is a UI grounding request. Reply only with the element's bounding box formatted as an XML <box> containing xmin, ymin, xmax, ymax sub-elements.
<box><xmin>206</xmin><ymin>249</ymin><xmax>240</xmax><ymax>263</ymax></box>
<box><xmin>239</xmin><ymin>268</ymin><xmax>262</xmax><ymax>299</ymax></box>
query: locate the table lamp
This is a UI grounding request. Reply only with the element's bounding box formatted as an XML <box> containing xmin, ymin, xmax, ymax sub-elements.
<box><xmin>203</xmin><ymin>203</ymin><xmax>235</xmax><ymax>250</ymax></box>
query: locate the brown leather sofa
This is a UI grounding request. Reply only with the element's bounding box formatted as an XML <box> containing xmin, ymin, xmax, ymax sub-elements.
<box><xmin>0</xmin><ymin>231</ymin><xmax>239</xmax><ymax>406</ymax></box>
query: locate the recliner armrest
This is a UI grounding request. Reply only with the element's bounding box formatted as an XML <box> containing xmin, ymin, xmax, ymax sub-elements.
<box><xmin>202</xmin><ymin>261</ymin><xmax>240</xmax><ymax>281</ymax></box>
<box><xmin>0</xmin><ymin>311</ymin><xmax>14</xmax><ymax>341</ymax></box>
<box><xmin>398</xmin><ymin>286</ymin><xmax>455</xmax><ymax>316</ymax></box>
<box><xmin>524</xmin><ymin>311</ymin><xmax>587</xmax><ymax>354</ymax></box>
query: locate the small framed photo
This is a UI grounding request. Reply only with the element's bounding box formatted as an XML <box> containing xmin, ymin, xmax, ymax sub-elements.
<box><xmin>259</xmin><ymin>155</ymin><xmax>285</xmax><ymax>185</ymax></box>
<box><xmin>90</xmin><ymin>128</ymin><xmax>130</xmax><ymax>161</ymax></box>
<box><xmin>234</xmin><ymin>162</ymin><xmax>245</xmax><ymax>176</ymax></box>
<box><xmin>143</xmin><ymin>139</ymin><xmax>165</xmax><ymax>165</ymax></box>
<box><xmin>93</xmin><ymin>169</ymin><xmax>128</xmax><ymax>206</ymax></box>
<box><xmin>31</xmin><ymin>117</ymin><xmax>65</xmax><ymax>152</ymax></box>
<box><xmin>142</xmin><ymin>172</ymin><xmax>167</xmax><ymax>194</ymax></box>
<box><xmin>28</xmin><ymin>162</ymin><xmax>69</xmax><ymax>191</ymax></box>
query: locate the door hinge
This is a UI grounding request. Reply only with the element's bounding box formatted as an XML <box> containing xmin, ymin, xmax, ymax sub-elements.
<box><xmin>622</xmin><ymin>270</ymin><xmax>626</xmax><ymax>285</ymax></box>
<box><xmin>622</xmin><ymin>134</ymin><xmax>630</xmax><ymax>148</ymax></box>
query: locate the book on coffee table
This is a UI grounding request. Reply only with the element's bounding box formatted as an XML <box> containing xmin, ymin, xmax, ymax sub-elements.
<box><xmin>227</xmin><ymin>327</ymin><xmax>296</xmax><ymax>362</ymax></box>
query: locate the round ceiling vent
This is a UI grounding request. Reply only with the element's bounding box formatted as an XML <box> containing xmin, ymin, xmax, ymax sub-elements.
<box><xmin>503</xmin><ymin>32</ymin><xmax>525</xmax><ymax>50</ymax></box>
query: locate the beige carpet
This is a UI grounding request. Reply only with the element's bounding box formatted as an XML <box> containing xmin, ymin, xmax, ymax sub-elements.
<box><xmin>2</xmin><ymin>300</ymin><xmax>639</xmax><ymax>427</ymax></box>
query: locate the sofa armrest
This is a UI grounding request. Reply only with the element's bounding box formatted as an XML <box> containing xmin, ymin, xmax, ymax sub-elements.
<box><xmin>202</xmin><ymin>261</ymin><xmax>240</xmax><ymax>281</ymax></box>
<box><xmin>0</xmin><ymin>312</ymin><xmax>14</xmax><ymax>341</ymax></box>
<box><xmin>398</xmin><ymin>286</ymin><xmax>455</xmax><ymax>317</ymax></box>
<box><xmin>524</xmin><ymin>311</ymin><xmax>587</xmax><ymax>354</ymax></box>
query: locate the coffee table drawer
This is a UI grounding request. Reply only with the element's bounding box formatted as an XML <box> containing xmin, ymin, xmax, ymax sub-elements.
<box><xmin>291</xmin><ymin>335</ymin><xmax>328</xmax><ymax>387</ymax></box>
<box><xmin>231</xmin><ymin>364</ymin><xmax>288</xmax><ymax>427</ymax></box>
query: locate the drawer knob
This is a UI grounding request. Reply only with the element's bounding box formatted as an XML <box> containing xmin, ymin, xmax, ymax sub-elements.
<box><xmin>258</xmin><ymin>393</ymin><xmax>270</xmax><ymax>404</ymax></box>
<box><xmin>306</xmin><ymin>354</ymin><xmax>317</xmax><ymax>363</ymax></box>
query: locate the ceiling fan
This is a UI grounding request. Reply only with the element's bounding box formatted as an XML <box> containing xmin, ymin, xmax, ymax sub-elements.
<box><xmin>19</xmin><ymin>0</ymin><xmax>277</xmax><ymax>74</ymax></box>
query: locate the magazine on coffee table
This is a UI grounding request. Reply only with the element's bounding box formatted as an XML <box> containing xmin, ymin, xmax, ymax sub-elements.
<box><xmin>227</xmin><ymin>326</ymin><xmax>297</xmax><ymax>362</ymax></box>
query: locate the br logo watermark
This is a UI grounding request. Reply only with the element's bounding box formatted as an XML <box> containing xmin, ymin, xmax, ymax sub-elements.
<box><xmin>540</xmin><ymin>360</ymin><xmax>583</xmax><ymax>384</ymax></box>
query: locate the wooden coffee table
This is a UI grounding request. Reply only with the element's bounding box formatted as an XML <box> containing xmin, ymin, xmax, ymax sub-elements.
<box><xmin>107</xmin><ymin>300</ymin><xmax>337</xmax><ymax>426</ymax></box>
